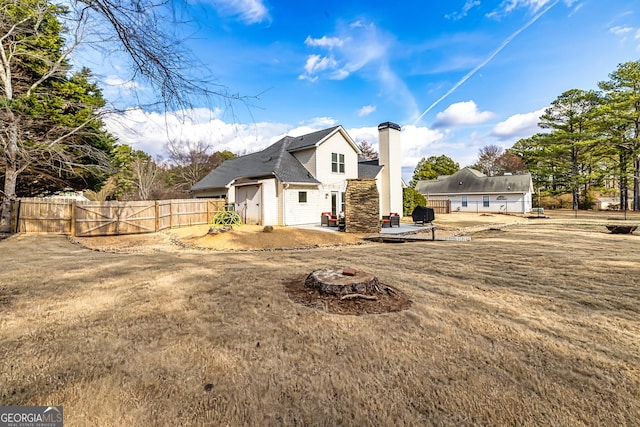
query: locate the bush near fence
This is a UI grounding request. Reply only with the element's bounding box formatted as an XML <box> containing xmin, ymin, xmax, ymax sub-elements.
<box><xmin>13</xmin><ymin>198</ymin><xmax>226</xmax><ymax>237</ymax></box>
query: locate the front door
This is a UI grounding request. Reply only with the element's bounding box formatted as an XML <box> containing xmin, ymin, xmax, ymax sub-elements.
<box><xmin>236</xmin><ymin>185</ymin><xmax>262</xmax><ymax>225</ymax></box>
<box><xmin>331</xmin><ymin>192</ymin><xmax>338</xmax><ymax>216</ymax></box>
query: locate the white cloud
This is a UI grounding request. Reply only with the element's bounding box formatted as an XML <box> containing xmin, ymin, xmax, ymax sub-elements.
<box><xmin>610</xmin><ymin>25</ymin><xmax>634</xmax><ymax>37</ymax></box>
<box><xmin>299</xmin><ymin>21</ymin><xmax>418</xmax><ymax>118</ymax></box>
<box><xmin>103</xmin><ymin>108</ymin><xmax>290</xmax><ymax>159</ymax></box>
<box><xmin>445</xmin><ymin>0</ymin><xmax>480</xmax><ymax>20</ymax></box>
<box><xmin>491</xmin><ymin>108</ymin><xmax>546</xmax><ymax>139</ymax></box>
<box><xmin>298</xmin><ymin>117</ymin><xmax>338</xmax><ymax>130</ymax></box>
<box><xmin>304</xmin><ymin>36</ymin><xmax>344</xmax><ymax>49</ymax></box>
<box><xmin>345</xmin><ymin>124</ymin><xmax>447</xmax><ymax>176</ymax></box>
<box><xmin>299</xmin><ymin>55</ymin><xmax>338</xmax><ymax>80</ymax></box>
<box><xmin>399</xmin><ymin>125</ymin><xmax>447</xmax><ymax>168</ymax></box>
<box><xmin>609</xmin><ymin>25</ymin><xmax>640</xmax><ymax>47</ymax></box>
<box><xmin>433</xmin><ymin>101</ymin><xmax>495</xmax><ymax>128</ymax></box>
<box><xmin>357</xmin><ymin>105</ymin><xmax>376</xmax><ymax>117</ymax></box>
<box><xmin>103</xmin><ymin>76</ymin><xmax>138</xmax><ymax>90</ymax></box>
<box><xmin>488</xmin><ymin>0</ymin><xmax>572</xmax><ymax>19</ymax></box>
<box><xmin>208</xmin><ymin>0</ymin><xmax>270</xmax><ymax>24</ymax></box>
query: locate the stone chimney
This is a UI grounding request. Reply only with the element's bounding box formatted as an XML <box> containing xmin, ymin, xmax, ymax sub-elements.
<box><xmin>378</xmin><ymin>122</ymin><xmax>403</xmax><ymax>217</ymax></box>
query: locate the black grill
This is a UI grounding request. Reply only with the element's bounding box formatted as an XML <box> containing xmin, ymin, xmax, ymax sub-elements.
<box><xmin>411</xmin><ymin>206</ymin><xmax>435</xmax><ymax>224</ymax></box>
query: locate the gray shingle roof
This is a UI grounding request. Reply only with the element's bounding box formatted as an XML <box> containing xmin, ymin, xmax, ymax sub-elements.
<box><xmin>192</xmin><ymin>125</ymin><xmax>381</xmax><ymax>193</ymax></box>
<box><xmin>191</xmin><ymin>136</ymin><xmax>321</xmax><ymax>192</ymax></box>
<box><xmin>415</xmin><ymin>167</ymin><xmax>532</xmax><ymax>195</ymax></box>
<box><xmin>286</xmin><ymin>126</ymin><xmax>340</xmax><ymax>152</ymax></box>
<box><xmin>358</xmin><ymin>160</ymin><xmax>383</xmax><ymax>179</ymax></box>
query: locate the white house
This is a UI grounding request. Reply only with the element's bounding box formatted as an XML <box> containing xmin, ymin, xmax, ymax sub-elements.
<box><xmin>415</xmin><ymin>167</ymin><xmax>534</xmax><ymax>215</ymax></box>
<box><xmin>191</xmin><ymin>122</ymin><xmax>403</xmax><ymax>225</ymax></box>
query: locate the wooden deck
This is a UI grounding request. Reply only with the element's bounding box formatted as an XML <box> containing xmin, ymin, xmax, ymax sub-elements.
<box><xmin>365</xmin><ymin>226</ymin><xmax>436</xmax><ymax>243</ymax></box>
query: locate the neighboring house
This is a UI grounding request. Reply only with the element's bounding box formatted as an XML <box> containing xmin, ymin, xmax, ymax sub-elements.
<box><xmin>415</xmin><ymin>167</ymin><xmax>534</xmax><ymax>214</ymax></box>
<box><xmin>47</xmin><ymin>190</ymin><xmax>90</xmax><ymax>202</ymax></box>
<box><xmin>596</xmin><ymin>197</ymin><xmax>633</xmax><ymax>211</ymax></box>
<box><xmin>191</xmin><ymin>122</ymin><xmax>403</xmax><ymax>225</ymax></box>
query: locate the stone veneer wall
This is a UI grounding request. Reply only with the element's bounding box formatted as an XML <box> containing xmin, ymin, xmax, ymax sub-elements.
<box><xmin>344</xmin><ymin>178</ymin><xmax>380</xmax><ymax>233</ymax></box>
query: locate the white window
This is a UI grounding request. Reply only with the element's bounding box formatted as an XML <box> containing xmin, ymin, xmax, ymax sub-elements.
<box><xmin>483</xmin><ymin>196</ymin><xmax>490</xmax><ymax>207</ymax></box>
<box><xmin>331</xmin><ymin>153</ymin><xmax>345</xmax><ymax>173</ymax></box>
<box><xmin>461</xmin><ymin>196</ymin><xmax>468</xmax><ymax>207</ymax></box>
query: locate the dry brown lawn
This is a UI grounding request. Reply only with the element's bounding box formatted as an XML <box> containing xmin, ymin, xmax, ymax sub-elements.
<box><xmin>1</xmin><ymin>212</ymin><xmax>639</xmax><ymax>426</ymax></box>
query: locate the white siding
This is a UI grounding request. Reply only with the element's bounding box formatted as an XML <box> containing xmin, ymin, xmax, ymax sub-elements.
<box><xmin>260</xmin><ymin>179</ymin><xmax>278</xmax><ymax>226</ymax></box>
<box><xmin>379</xmin><ymin>126</ymin><xmax>403</xmax><ymax>217</ymax></box>
<box><xmin>442</xmin><ymin>193</ymin><xmax>532</xmax><ymax>214</ymax></box>
<box><xmin>282</xmin><ymin>186</ymin><xmax>322</xmax><ymax>225</ymax></box>
<box><xmin>313</xmin><ymin>132</ymin><xmax>359</xmax><ymax>185</ymax></box>
<box><xmin>294</xmin><ymin>148</ymin><xmax>316</xmax><ymax>177</ymax></box>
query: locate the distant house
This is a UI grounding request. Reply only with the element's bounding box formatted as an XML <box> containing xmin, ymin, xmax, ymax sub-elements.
<box><xmin>415</xmin><ymin>167</ymin><xmax>534</xmax><ymax>214</ymax></box>
<box><xmin>191</xmin><ymin>122</ymin><xmax>403</xmax><ymax>225</ymax></box>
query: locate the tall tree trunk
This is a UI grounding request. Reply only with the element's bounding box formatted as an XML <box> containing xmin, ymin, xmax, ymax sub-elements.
<box><xmin>634</xmin><ymin>154</ymin><xmax>640</xmax><ymax>211</ymax></box>
<box><xmin>634</xmin><ymin>123</ymin><xmax>640</xmax><ymax>211</ymax></box>
<box><xmin>620</xmin><ymin>152</ymin><xmax>628</xmax><ymax>211</ymax></box>
<box><xmin>0</xmin><ymin>115</ymin><xmax>19</xmax><ymax>233</ymax></box>
<box><xmin>572</xmin><ymin>146</ymin><xmax>580</xmax><ymax>210</ymax></box>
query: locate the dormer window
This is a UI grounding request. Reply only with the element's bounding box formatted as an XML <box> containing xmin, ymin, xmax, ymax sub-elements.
<box><xmin>332</xmin><ymin>153</ymin><xmax>345</xmax><ymax>173</ymax></box>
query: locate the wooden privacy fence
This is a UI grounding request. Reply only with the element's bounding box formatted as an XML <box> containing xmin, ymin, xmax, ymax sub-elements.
<box><xmin>426</xmin><ymin>199</ymin><xmax>451</xmax><ymax>214</ymax></box>
<box><xmin>15</xmin><ymin>198</ymin><xmax>226</xmax><ymax>237</ymax></box>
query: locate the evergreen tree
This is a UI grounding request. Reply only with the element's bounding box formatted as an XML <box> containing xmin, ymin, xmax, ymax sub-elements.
<box><xmin>0</xmin><ymin>0</ymin><xmax>113</xmax><ymax>231</ymax></box>
<box><xmin>598</xmin><ymin>61</ymin><xmax>640</xmax><ymax>211</ymax></box>
<box><xmin>409</xmin><ymin>155</ymin><xmax>459</xmax><ymax>187</ymax></box>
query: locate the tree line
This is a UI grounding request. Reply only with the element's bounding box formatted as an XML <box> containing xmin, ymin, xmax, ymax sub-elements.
<box><xmin>408</xmin><ymin>60</ymin><xmax>640</xmax><ymax>212</ymax></box>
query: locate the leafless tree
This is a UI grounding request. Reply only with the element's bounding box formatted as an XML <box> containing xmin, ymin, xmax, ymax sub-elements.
<box><xmin>471</xmin><ymin>145</ymin><xmax>503</xmax><ymax>176</ymax></box>
<box><xmin>0</xmin><ymin>0</ymin><xmax>113</xmax><ymax>231</ymax></box>
<box><xmin>76</xmin><ymin>0</ymin><xmax>244</xmax><ymax>111</ymax></box>
<box><xmin>166</xmin><ymin>139</ymin><xmax>213</xmax><ymax>189</ymax></box>
<box><xmin>130</xmin><ymin>157</ymin><xmax>159</xmax><ymax>200</ymax></box>
<box><xmin>357</xmin><ymin>140</ymin><xmax>378</xmax><ymax>161</ymax></box>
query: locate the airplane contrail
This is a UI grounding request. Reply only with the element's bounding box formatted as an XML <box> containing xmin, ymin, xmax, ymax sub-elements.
<box><xmin>413</xmin><ymin>0</ymin><xmax>560</xmax><ymax>125</ymax></box>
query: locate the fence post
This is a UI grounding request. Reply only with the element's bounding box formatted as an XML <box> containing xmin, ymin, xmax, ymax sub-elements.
<box><xmin>11</xmin><ymin>199</ymin><xmax>19</xmax><ymax>233</ymax></box>
<box><xmin>170</xmin><ymin>200</ymin><xmax>174</xmax><ymax>229</ymax></box>
<box><xmin>155</xmin><ymin>200</ymin><xmax>159</xmax><ymax>232</ymax></box>
<box><xmin>70</xmin><ymin>201</ymin><xmax>77</xmax><ymax>237</ymax></box>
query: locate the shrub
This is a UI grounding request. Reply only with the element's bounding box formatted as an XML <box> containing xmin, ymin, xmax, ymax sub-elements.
<box><xmin>403</xmin><ymin>187</ymin><xmax>426</xmax><ymax>216</ymax></box>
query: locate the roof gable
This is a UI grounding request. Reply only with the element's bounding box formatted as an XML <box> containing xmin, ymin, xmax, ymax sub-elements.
<box><xmin>192</xmin><ymin>127</ymin><xmax>353</xmax><ymax>191</ymax></box>
<box><xmin>286</xmin><ymin>125</ymin><xmax>359</xmax><ymax>155</ymax></box>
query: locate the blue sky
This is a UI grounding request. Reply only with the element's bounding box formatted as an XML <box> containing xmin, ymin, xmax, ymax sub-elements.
<box><xmin>80</xmin><ymin>0</ymin><xmax>640</xmax><ymax>181</ymax></box>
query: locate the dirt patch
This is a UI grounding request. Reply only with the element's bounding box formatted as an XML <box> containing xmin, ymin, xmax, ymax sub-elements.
<box><xmin>68</xmin><ymin>213</ymin><xmax>525</xmax><ymax>252</ymax></box>
<box><xmin>284</xmin><ymin>274</ymin><xmax>412</xmax><ymax>316</ymax></box>
<box><xmin>72</xmin><ymin>224</ymin><xmax>369</xmax><ymax>252</ymax></box>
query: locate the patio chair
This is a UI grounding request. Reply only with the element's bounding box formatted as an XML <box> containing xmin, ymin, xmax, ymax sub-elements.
<box><xmin>321</xmin><ymin>212</ymin><xmax>339</xmax><ymax>227</ymax></box>
<box><xmin>389</xmin><ymin>213</ymin><xmax>400</xmax><ymax>227</ymax></box>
